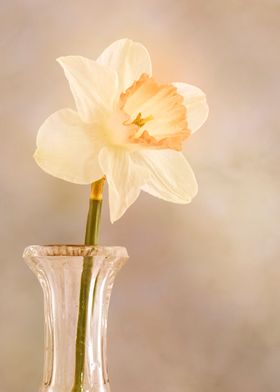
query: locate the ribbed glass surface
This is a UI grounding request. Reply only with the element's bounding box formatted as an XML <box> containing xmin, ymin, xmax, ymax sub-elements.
<box><xmin>23</xmin><ymin>245</ymin><xmax>128</xmax><ymax>392</ymax></box>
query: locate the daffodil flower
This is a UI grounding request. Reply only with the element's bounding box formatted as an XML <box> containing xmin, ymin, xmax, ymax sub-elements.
<box><xmin>34</xmin><ymin>39</ymin><xmax>208</xmax><ymax>222</ymax></box>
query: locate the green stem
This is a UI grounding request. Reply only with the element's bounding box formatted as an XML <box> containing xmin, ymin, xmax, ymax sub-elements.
<box><xmin>84</xmin><ymin>198</ymin><xmax>103</xmax><ymax>246</ymax></box>
<box><xmin>71</xmin><ymin>178</ymin><xmax>105</xmax><ymax>392</ymax></box>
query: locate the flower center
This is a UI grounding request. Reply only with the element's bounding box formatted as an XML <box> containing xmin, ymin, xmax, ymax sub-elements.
<box><xmin>132</xmin><ymin>113</ymin><xmax>154</xmax><ymax>128</ymax></box>
<box><xmin>119</xmin><ymin>74</ymin><xmax>190</xmax><ymax>151</ymax></box>
<box><xmin>104</xmin><ymin>74</ymin><xmax>190</xmax><ymax>151</ymax></box>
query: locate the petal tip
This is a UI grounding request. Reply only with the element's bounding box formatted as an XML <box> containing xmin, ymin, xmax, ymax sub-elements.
<box><xmin>110</xmin><ymin>216</ymin><xmax>117</xmax><ymax>224</ymax></box>
<box><xmin>33</xmin><ymin>148</ymin><xmax>40</xmax><ymax>164</ymax></box>
<box><xmin>56</xmin><ymin>56</ymin><xmax>76</xmax><ymax>67</ymax></box>
<box><xmin>56</xmin><ymin>56</ymin><xmax>66</xmax><ymax>66</ymax></box>
<box><xmin>109</xmin><ymin>208</ymin><xmax>124</xmax><ymax>224</ymax></box>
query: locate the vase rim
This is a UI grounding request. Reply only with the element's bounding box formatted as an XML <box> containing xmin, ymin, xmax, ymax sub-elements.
<box><xmin>23</xmin><ymin>244</ymin><xmax>128</xmax><ymax>259</ymax></box>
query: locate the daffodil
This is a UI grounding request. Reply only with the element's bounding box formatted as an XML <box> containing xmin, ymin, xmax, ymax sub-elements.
<box><xmin>33</xmin><ymin>39</ymin><xmax>209</xmax><ymax>392</ymax></box>
<box><xmin>34</xmin><ymin>38</ymin><xmax>208</xmax><ymax>222</ymax></box>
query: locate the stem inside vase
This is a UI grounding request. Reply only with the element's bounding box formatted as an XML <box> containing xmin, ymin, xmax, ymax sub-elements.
<box><xmin>72</xmin><ymin>178</ymin><xmax>105</xmax><ymax>392</ymax></box>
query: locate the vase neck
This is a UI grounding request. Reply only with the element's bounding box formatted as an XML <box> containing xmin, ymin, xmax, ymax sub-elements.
<box><xmin>23</xmin><ymin>246</ymin><xmax>128</xmax><ymax>392</ymax></box>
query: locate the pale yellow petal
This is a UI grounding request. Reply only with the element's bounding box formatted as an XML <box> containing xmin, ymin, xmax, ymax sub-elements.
<box><xmin>98</xmin><ymin>146</ymin><xmax>149</xmax><ymax>222</ymax></box>
<box><xmin>57</xmin><ymin>56</ymin><xmax>118</xmax><ymax>123</ymax></box>
<box><xmin>133</xmin><ymin>149</ymin><xmax>198</xmax><ymax>203</ymax></box>
<box><xmin>97</xmin><ymin>38</ymin><xmax>152</xmax><ymax>93</ymax></box>
<box><xmin>173</xmin><ymin>82</ymin><xmax>209</xmax><ymax>133</ymax></box>
<box><xmin>34</xmin><ymin>109</ymin><xmax>104</xmax><ymax>184</ymax></box>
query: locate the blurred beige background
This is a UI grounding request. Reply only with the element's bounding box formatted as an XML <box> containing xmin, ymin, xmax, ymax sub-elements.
<box><xmin>1</xmin><ymin>0</ymin><xmax>280</xmax><ymax>391</ymax></box>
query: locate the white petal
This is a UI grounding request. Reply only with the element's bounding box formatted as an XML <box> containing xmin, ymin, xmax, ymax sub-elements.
<box><xmin>34</xmin><ymin>109</ymin><xmax>104</xmax><ymax>184</ymax></box>
<box><xmin>133</xmin><ymin>149</ymin><xmax>198</xmax><ymax>203</ymax></box>
<box><xmin>57</xmin><ymin>56</ymin><xmax>119</xmax><ymax>123</ymax></box>
<box><xmin>173</xmin><ymin>82</ymin><xmax>209</xmax><ymax>133</ymax></box>
<box><xmin>97</xmin><ymin>38</ymin><xmax>152</xmax><ymax>94</ymax></box>
<box><xmin>99</xmin><ymin>146</ymin><xmax>149</xmax><ymax>223</ymax></box>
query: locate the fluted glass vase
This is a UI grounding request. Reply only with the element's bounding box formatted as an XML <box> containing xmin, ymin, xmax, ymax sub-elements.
<box><xmin>23</xmin><ymin>245</ymin><xmax>128</xmax><ymax>392</ymax></box>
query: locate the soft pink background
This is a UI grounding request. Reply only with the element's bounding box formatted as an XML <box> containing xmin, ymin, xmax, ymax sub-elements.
<box><xmin>1</xmin><ymin>1</ymin><xmax>280</xmax><ymax>391</ymax></box>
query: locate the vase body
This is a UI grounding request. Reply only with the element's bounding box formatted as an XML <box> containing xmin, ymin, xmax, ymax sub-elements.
<box><xmin>23</xmin><ymin>245</ymin><xmax>128</xmax><ymax>392</ymax></box>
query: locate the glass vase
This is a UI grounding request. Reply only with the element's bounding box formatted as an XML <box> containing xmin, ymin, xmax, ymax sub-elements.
<box><xmin>23</xmin><ymin>245</ymin><xmax>128</xmax><ymax>392</ymax></box>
